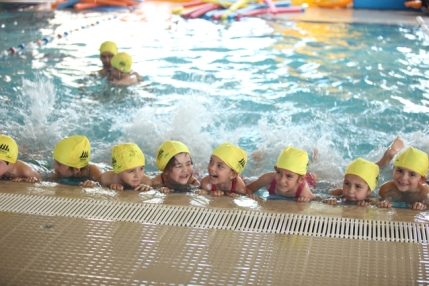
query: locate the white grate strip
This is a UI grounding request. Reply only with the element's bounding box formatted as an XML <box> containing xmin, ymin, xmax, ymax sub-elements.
<box><xmin>0</xmin><ymin>193</ymin><xmax>428</xmax><ymax>243</ymax></box>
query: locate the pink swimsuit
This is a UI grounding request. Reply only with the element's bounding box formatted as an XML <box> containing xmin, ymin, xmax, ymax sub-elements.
<box><xmin>211</xmin><ymin>178</ymin><xmax>237</xmax><ymax>193</ymax></box>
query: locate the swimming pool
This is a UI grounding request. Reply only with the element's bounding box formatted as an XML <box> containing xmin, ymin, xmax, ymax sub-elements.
<box><xmin>1</xmin><ymin>8</ymin><xmax>429</xmax><ymax>197</ymax></box>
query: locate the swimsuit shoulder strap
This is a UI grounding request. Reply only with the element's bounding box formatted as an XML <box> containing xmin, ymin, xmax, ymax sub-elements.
<box><xmin>268</xmin><ymin>178</ymin><xmax>276</xmax><ymax>194</ymax></box>
<box><xmin>295</xmin><ymin>180</ymin><xmax>306</xmax><ymax>198</ymax></box>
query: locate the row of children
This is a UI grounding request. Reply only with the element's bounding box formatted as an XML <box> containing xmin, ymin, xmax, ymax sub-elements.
<box><xmin>1</xmin><ymin>134</ymin><xmax>428</xmax><ymax>210</ymax></box>
<box><xmin>94</xmin><ymin>41</ymin><xmax>142</xmax><ymax>85</ymax></box>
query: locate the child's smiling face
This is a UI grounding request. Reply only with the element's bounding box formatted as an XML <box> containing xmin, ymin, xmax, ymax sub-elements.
<box><xmin>165</xmin><ymin>153</ymin><xmax>193</xmax><ymax>185</ymax></box>
<box><xmin>393</xmin><ymin>166</ymin><xmax>426</xmax><ymax>192</ymax></box>
<box><xmin>342</xmin><ymin>174</ymin><xmax>371</xmax><ymax>201</ymax></box>
<box><xmin>118</xmin><ymin>165</ymin><xmax>145</xmax><ymax>188</ymax></box>
<box><xmin>207</xmin><ymin>155</ymin><xmax>236</xmax><ymax>186</ymax></box>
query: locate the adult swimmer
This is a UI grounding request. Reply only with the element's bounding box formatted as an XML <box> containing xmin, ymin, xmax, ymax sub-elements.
<box><xmin>97</xmin><ymin>41</ymin><xmax>118</xmax><ymax>77</ymax></box>
<box><xmin>109</xmin><ymin>52</ymin><xmax>143</xmax><ymax>85</ymax></box>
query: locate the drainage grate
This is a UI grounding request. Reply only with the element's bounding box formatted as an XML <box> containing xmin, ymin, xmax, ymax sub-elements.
<box><xmin>0</xmin><ymin>193</ymin><xmax>428</xmax><ymax>243</ymax></box>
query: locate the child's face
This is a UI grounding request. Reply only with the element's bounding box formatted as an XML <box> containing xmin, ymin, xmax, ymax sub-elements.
<box><xmin>393</xmin><ymin>166</ymin><xmax>426</xmax><ymax>192</ymax></box>
<box><xmin>342</xmin><ymin>174</ymin><xmax>371</xmax><ymax>201</ymax></box>
<box><xmin>0</xmin><ymin>160</ymin><xmax>9</xmax><ymax>176</ymax></box>
<box><xmin>274</xmin><ymin>166</ymin><xmax>302</xmax><ymax>192</ymax></box>
<box><xmin>118</xmin><ymin>165</ymin><xmax>145</xmax><ymax>188</ymax></box>
<box><xmin>53</xmin><ymin>160</ymin><xmax>75</xmax><ymax>177</ymax></box>
<box><xmin>165</xmin><ymin>153</ymin><xmax>193</xmax><ymax>185</ymax></box>
<box><xmin>207</xmin><ymin>155</ymin><xmax>237</xmax><ymax>185</ymax></box>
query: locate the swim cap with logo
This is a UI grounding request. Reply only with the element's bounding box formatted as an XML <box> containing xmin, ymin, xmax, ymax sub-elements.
<box><xmin>345</xmin><ymin>158</ymin><xmax>379</xmax><ymax>191</ymax></box>
<box><xmin>99</xmin><ymin>41</ymin><xmax>118</xmax><ymax>55</ymax></box>
<box><xmin>394</xmin><ymin>147</ymin><xmax>428</xmax><ymax>178</ymax></box>
<box><xmin>111</xmin><ymin>52</ymin><xmax>132</xmax><ymax>73</ymax></box>
<box><xmin>212</xmin><ymin>142</ymin><xmax>247</xmax><ymax>174</ymax></box>
<box><xmin>112</xmin><ymin>143</ymin><xmax>145</xmax><ymax>174</ymax></box>
<box><xmin>0</xmin><ymin>135</ymin><xmax>18</xmax><ymax>164</ymax></box>
<box><xmin>53</xmin><ymin>135</ymin><xmax>90</xmax><ymax>169</ymax></box>
<box><xmin>276</xmin><ymin>146</ymin><xmax>308</xmax><ymax>175</ymax></box>
<box><xmin>156</xmin><ymin>141</ymin><xmax>190</xmax><ymax>171</ymax></box>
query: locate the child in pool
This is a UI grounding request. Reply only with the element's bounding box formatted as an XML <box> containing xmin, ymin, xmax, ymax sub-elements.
<box><xmin>246</xmin><ymin>146</ymin><xmax>315</xmax><ymax>202</ymax></box>
<box><xmin>0</xmin><ymin>135</ymin><xmax>41</xmax><ymax>183</ymax></box>
<box><xmin>198</xmin><ymin>142</ymin><xmax>247</xmax><ymax>197</ymax></box>
<box><xmin>97</xmin><ymin>41</ymin><xmax>118</xmax><ymax>77</ymax></box>
<box><xmin>151</xmin><ymin>140</ymin><xmax>200</xmax><ymax>193</ymax></box>
<box><xmin>378</xmin><ymin>147</ymin><xmax>429</xmax><ymax>210</ymax></box>
<box><xmin>109</xmin><ymin>52</ymin><xmax>142</xmax><ymax>85</ymax></box>
<box><xmin>50</xmin><ymin>135</ymin><xmax>102</xmax><ymax>187</ymax></box>
<box><xmin>323</xmin><ymin>158</ymin><xmax>379</xmax><ymax>206</ymax></box>
<box><xmin>98</xmin><ymin>143</ymin><xmax>152</xmax><ymax>191</ymax></box>
<box><xmin>324</xmin><ymin>136</ymin><xmax>404</xmax><ymax>206</ymax></box>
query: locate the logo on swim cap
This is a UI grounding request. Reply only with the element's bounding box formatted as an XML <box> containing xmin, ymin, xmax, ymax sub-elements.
<box><xmin>156</xmin><ymin>141</ymin><xmax>190</xmax><ymax>171</ymax></box>
<box><xmin>212</xmin><ymin>142</ymin><xmax>247</xmax><ymax>174</ymax></box>
<box><xmin>0</xmin><ymin>135</ymin><xmax>18</xmax><ymax>164</ymax></box>
<box><xmin>53</xmin><ymin>135</ymin><xmax>91</xmax><ymax>168</ymax></box>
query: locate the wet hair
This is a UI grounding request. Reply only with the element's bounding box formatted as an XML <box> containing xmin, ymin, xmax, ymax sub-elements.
<box><xmin>164</xmin><ymin>152</ymin><xmax>193</xmax><ymax>172</ymax></box>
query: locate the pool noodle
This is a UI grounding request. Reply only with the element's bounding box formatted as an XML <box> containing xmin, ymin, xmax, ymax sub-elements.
<box><xmin>56</xmin><ymin>0</ymin><xmax>80</xmax><ymax>9</ymax></box>
<box><xmin>264</xmin><ymin>0</ymin><xmax>278</xmax><ymax>13</ymax></box>
<box><xmin>74</xmin><ymin>2</ymin><xmax>104</xmax><ymax>9</ymax></box>
<box><xmin>203</xmin><ymin>9</ymin><xmax>225</xmax><ymax>20</ymax></box>
<box><xmin>180</xmin><ymin>5</ymin><xmax>207</xmax><ymax>17</ymax></box>
<box><xmin>87</xmin><ymin>5</ymin><xmax>130</xmax><ymax>10</ymax></box>
<box><xmin>229</xmin><ymin>1</ymin><xmax>291</xmax><ymax>19</ymax></box>
<box><xmin>221</xmin><ymin>0</ymin><xmax>251</xmax><ymax>20</ymax></box>
<box><xmin>235</xmin><ymin>6</ymin><xmax>304</xmax><ymax>18</ymax></box>
<box><xmin>188</xmin><ymin>3</ymin><xmax>221</xmax><ymax>18</ymax></box>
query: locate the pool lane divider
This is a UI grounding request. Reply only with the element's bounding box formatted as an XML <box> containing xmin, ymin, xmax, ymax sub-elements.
<box><xmin>1</xmin><ymin>15</ymin><xmax>118</xmax><ymax>58</ymax></box>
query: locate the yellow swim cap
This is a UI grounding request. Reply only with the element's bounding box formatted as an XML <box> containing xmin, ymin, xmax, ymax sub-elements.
<box><xmin>212</xmin><ymin>142</ymin><xmax>247</xmax><ymax>174</ymax></box>
<box><xmin>111</xmin><ymin>52</ymin><xmax>132</xmax><ymax>73</ymax></box>
<box><xmin>99</xmin><ymin>41</ymin><xmax>118</xmax><ymax>55</ymax></box>
<box><xmin>345</xmin><ymin>158</ymin><xmax>379</xmax><ymax>191</ymax></box>
<box><xmin>112</xmin><ymin>143</ymin><xmax>145</xmax><ymax>174</ymax></box>
<box><xmin>394</xmin><ymin>147</ymin><xmax>428</xmax><ymax>177</ymax></box>
<box><xmin>0</xmin><ymin>135</ymin><xmax>18</xmax><ymax>164</ymax></box>
<box><xmin>276</xmin><ymin>146</ymin><xmax>308</xmax><ymax>175</ymax></box>
<box><xmin>53</xmin><ymin>135</ymin><xmax>90</xmax><ymax>168</ymax></box>
<box><xmin>156</xmin><ymin>141</ymin><xmax>190</xmax><ymax>171</ymax></box>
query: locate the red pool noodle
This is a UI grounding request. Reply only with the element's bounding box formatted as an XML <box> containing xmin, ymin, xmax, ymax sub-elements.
<box><xmin>264</xmin><ymin>0</ymin><xmax>277</xmax><ymax>14</ymax></box>
<box><xmin>188</xmin><ymin>3</ymin><xmax>221</xmax><ymax>18</ymax></box>
<box><xmin>236</xmin><ymin>6</ymin><xmax>303</xmax><ymax>19</ymax></box>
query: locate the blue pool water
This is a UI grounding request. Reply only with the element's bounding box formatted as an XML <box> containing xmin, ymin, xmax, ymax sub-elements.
<box><xmin>1</xmin><ymin>10</ymin><xmax>429</xmax><ymax>196</ymax></box>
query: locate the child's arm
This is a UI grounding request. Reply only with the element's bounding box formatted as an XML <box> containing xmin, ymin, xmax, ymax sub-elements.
<box><xmin>377</xmin><ymin>181</ymin><xmax>395</xmax><ymax>208</ymax></box>
<box><xmin>322</xmin><ymin>188</ymin><xmax>343</xmax><ymax>205</ymax></box>
<box><xmin>10</xmin><ymin>161</ymin><xmax>41</xmax><ymax>183</ymax></box>
<box><xmin>296</xmin><ymin>183</ymin><xmax>315</xmax><ymax>202</ymax></box>
<box><xmin>79</xmin><ymin>164</ymin><xmax>103</xmax><ymax>188</ymax></box>
<box><xmin>98</xmin><ymin>171</ymin><xmax>124</xmax><ymax>191</ymax></box>
<box><xmin>375</xmin><ymin>136</ymin><xmax>404</xmax><ymax>168</ymax></box>
<box><xmin>134</xmin><ymin>175</ymin><xmax>153</xmax><ymax>192</ymax></box>
<box><xmin>246</xmin><ymin>173</ymin><xmax>273</xmax><ymax>195</ymax></box>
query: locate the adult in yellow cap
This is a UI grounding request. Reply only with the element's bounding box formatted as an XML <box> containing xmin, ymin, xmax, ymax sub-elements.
<box><xmin>246</xmin><ymin>146</ymin><xmax>316</xmax><ymax>201</ymax></box>
<box><xmin>0</xmin><ymin>135</ymin><xmax>41</xmax><ymax>183</ymax></box>
<box><xmin>98</xmin><ymin>41</ymin><xmax>118</xmax><ymax>77</ymax></box>
<box><xmin>51</xmin><ymin>135</ymin><xmax>102</xmax><ymax>187</ymax></box>
<box><xmin>379</xmin><ymin>146</ymin><xmax>429</xmax><ymax>210</ymax></box>
<box><xmin>99</xmin><ymin>143</ymin><xmax>152</xmax><ymax>191</ymax></box>
<box><xmin>152</xmin><ymin>140</ymin><xmax>199</xmax><ymax>193</ymax></box>
<box><xmin>324</xmin><ymin>158</ymin><xmax>379</xmax><ymax>206</ymax></box>
<box><xmin>109</xmin><ymin>52</ymin><xmax>142</xmax><ymax>85</ymax></box>
<box><xmin>199</xmin><ymin>142</ymin><xmax>247</xmax><ymax>196</ymax></box>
